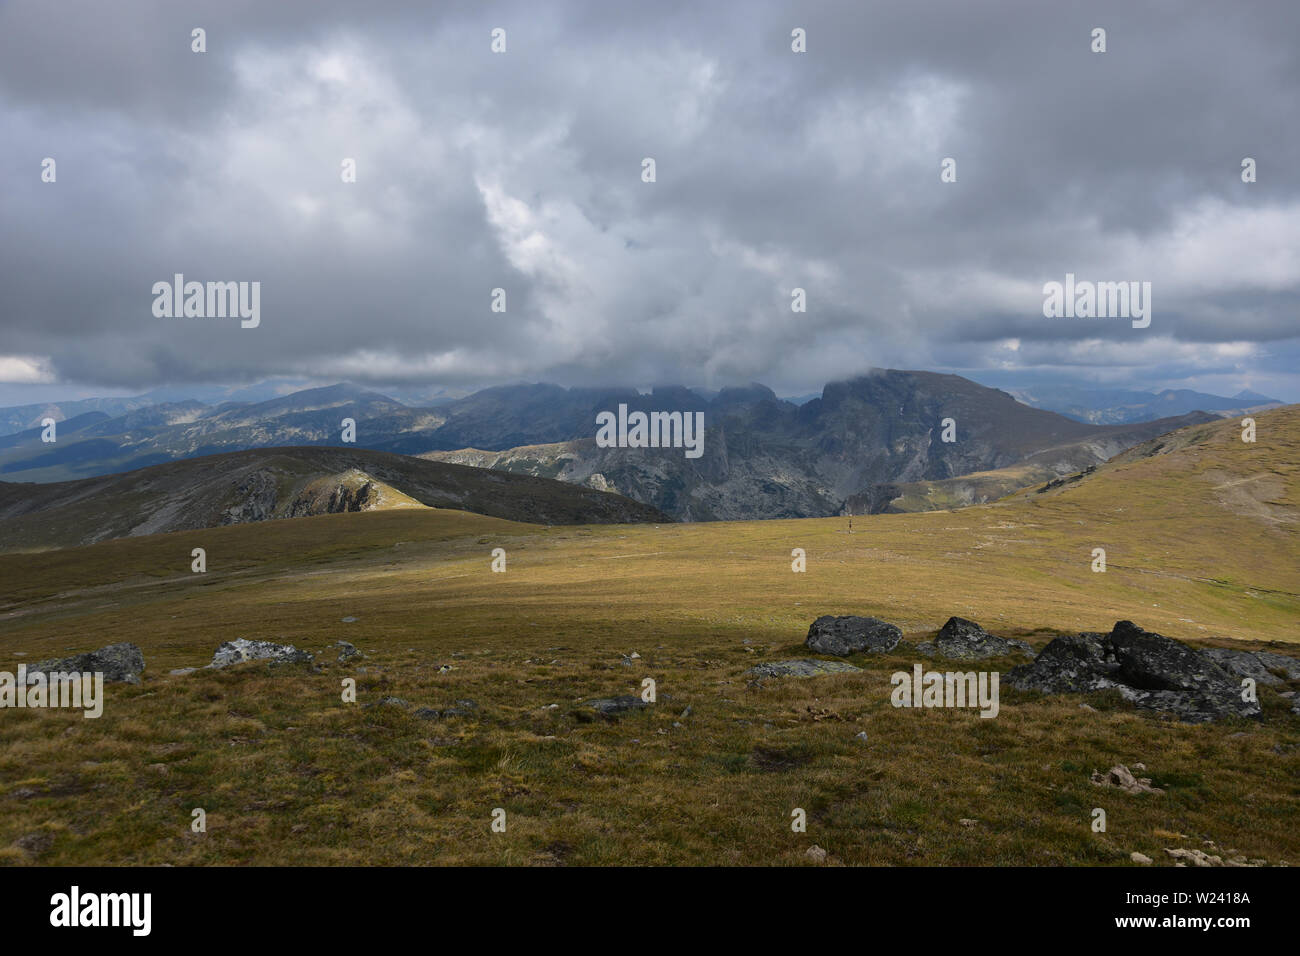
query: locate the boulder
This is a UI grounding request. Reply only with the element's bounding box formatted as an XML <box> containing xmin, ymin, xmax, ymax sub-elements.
<box><xmin>746</xmin><ymin>659</ymin><xmax>863</xmax><ymax>679</ymax></box>
<box><xmin>1202</xmin><ymin>648</ymin><xmax>1284</xmax><ymax>686</ymax></box>
<box><xmin>916</xmin><ymin>616</ymin><xmax>1035</xmax><ymax>660</ymax></box>
<box><xmin>1254</xmin><ymin>650</ymin><xmax>1300</xmax><ymax>680</ymax></box>
<box><xmin>28</xmin><ymin>642</ymin><xmax>145</xmax><ymax>684</ymax></box>
<box><xmin>1006</xmin><ymin>621</ymin><xmax>1259</xmax><ymax>723</ymax></box>
<box><xmin>209</xmin><ymin>639</ymin><xmax>313</xmax><ymax>668</ymax></box>
<box><xmin>805</xmin><ymin>615</ymin><xmax>901</xmax><ymax>656</ymax></box>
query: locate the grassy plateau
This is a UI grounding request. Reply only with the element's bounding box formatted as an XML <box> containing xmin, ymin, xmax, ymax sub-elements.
<box><xmin>0</xmin><ymin>408</ymin><xmax>1297</xmax><ymax>866</ymax></box>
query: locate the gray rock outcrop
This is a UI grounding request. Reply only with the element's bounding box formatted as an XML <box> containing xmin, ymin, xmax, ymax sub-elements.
<box><xmin>1202</xmin><ymin>648</ymin><xmax>1285</xmax><ymax>686</ymax></box>
<box><xmin>746</xmin><ymin>659</ymin><xmax>863</xmax><ymax>678</ymax></box>
<box><xmin>27</xmin><ymin>642</ymin><xmax>145</xmax><ymax>684</ymax></box>
<box><xmin>1006</xmin><ymin>621</ymin><xmax>1261</xmax><ymax>723</ymax></box>
<box><xmin>581</xmin><ymin>696</ymin><xmax>649</xmax><ymax>718</ymax></box>
<box><xmin>209</xmin><ymin>639</ymin><xmax>313</xmax><ymax>668</ymax></box>
<box><xmin>805</xmin><ymin>615</ymin><xmax>902</xmax><ymax>656</ymax></box>
<box><xmin>916</xmin><ymin>616</ymin><xmax>1035</xmax><ymax>660</ymax></box>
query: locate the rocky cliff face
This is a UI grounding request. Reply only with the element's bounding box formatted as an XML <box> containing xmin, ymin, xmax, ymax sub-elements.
<box><xmin>423</xmin><ymin>372</ymin><xmax>1217</xmax><ymax>520</ymax></box>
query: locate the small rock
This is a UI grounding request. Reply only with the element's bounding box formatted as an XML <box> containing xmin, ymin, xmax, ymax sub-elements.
<box><xmin>1090</xmin><ymin>764</ymin><xmax>1164</xmax><ymax>795</ymax></box>
<box><xmin>1131</xmin><ymin>851</ymin><xmax>1153</xmax><ymax>864</ymax></box>
<box><xmin>855</xmin><ymin>731</ymin><xmax>868</xmax><ymax>743</ymax></box>
<box><xmin>580</xmin><ymin>696</ymin><xmax>649</xmax><ymax>719</ymax></box>
<box><xmin>365</xmin><ymin>696</ymin><xmax>411</xmax><ymax>710</ymax></box>
<box><xmin>341</xmin><ymin>616</ymin><xmax>358</xmax><ymax>623</ymax></box>
<box><xmin>805</xmin><ymin>844</ymin><xmax>827</xmax><ymax>863</ymax></box>
<box><xmin>168</xmin><ymin>668</ymin><xmax>196</xmax><ymax>677</ymax></box>
<box><xmin>1165</xmin><ymin>847</ymin><xmax>1223</xmax><ymax>867</ymax></box>
<box><xmin>959</xmin><ymin>818</ymin><xmax>978</xmax><ymax>828</ymax></box>
<box><xmin>333</xmin><ymin>640</ymin><xmax>361</xmax><ymax>663</ymax></box>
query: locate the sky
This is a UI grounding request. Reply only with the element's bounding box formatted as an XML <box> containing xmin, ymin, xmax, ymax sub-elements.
<box><xmin>2</xmin><ymin>0</ymin><xmax>1298</xmax><ymax>407</ymax></box>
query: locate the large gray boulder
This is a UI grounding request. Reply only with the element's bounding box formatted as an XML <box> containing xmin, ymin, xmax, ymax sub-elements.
<box><xmin>805</xmin><ymin>615</ymin><xmax>902</xmax><ymax>656</ymax></box>
<box><xmin>28</xmin><ymin>643</ymin><xmax>145</xmax><ymax>684</ymax></box>
<box><xmin>1006</xmin><ymin>621</ymin><xmax>1259</xmax><ymax>723</ymax></box>
<box><xmin>209</xmin><ymin>639</ymin><xmax>313</xmax><ymax>668</ymax></box>
<box><xmin>916</xmin><ymin>617</ymin><xmax>1035</xmax><ymax>660</ymax></box>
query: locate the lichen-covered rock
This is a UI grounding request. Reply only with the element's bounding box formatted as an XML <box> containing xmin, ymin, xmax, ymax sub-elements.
<box><xmin>746</xmin><ymin>659</ymin><xmax>863</xmax><ymax>678</ymax></box>
<box><xmin>1253</xmin><ymin>650</ymin><xmax>1300</xmax><ymax>680</ymax></box>
<box><xmin>1090</xmin><ymin>764</ymin><xmax>1163</xmax><ymax>794</ymax></box>
<box><xmin>28</xmin><ymin>643</ymin><xmax>145</xmax><ymax>684</ymax></box>
<box><xmin>916</xmin><ymin>616</ymin><xmax>1035</xmax><ymax>660</ymax></box>
<box><xmin>1202</xmin><ymin>648</ymin><xmax>1284</xmax><ymax>686</ymax></box>
<box><xmin>1006</xmin><ymin>621</ymin><xmax>1259</xmax><ymax>723</ymax></box>
<box><xmin>805</xmin><ymin>615</ymin><xmax>901</xmax><ymax>656</ymax></box>
<box><xmin>208</xmin><ymin>639</ymin><xmax>313</xmax><ymax>668</ymax></box>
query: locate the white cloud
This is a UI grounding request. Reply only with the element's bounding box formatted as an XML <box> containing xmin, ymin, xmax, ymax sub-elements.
<box><xmin>0</xmin><ymin>355</ymin><xmax>55</xmax><ymax>384</ymax></box>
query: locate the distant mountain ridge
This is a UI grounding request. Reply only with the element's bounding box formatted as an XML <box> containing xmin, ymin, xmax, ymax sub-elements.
<box><xmin>1005</xmin><ymin>383</ymin><xmax>1282</xmax><ymax>425</ymax></box>
<box><xmin>0</xmin><ymin>371</ymin><xmax>1225</xmax><ymax>521</ymax></box>
<box><xmin>0</xmin><ymin>446</ymin><xmax>669</xmax><ymax>552</ymax></box>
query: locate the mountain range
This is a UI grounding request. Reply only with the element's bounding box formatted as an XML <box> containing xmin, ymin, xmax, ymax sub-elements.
<box><xmin>1006</xmin><ymin>384</ymin><xmax>1281</xmax><ymax>425</ymax></box>
<box><xmin>0</xmin><ymin>370</ymin><xmax>1237</xmax><ymax>522</ymax></box>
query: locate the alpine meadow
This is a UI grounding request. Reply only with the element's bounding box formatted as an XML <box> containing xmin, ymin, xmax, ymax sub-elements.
<box><xmin>1</xmin><ymin>0</ymin><xmax>1298</xmax><ymax>932</ymax></box>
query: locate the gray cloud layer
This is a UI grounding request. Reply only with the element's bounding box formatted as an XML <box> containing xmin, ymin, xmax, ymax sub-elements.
<box><xmin>2</xmin><ymin>0</ymin><xmax>1298</xmax><ymax>400</ymax></box>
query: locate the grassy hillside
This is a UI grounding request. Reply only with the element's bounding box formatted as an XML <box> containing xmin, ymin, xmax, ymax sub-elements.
<box><xmin>0</xmin><ymin>408</ymin><xmax>1295</xmax><ymax>866</ymax></box>
<box><xmin>0</xmin><ymin>446</ymin><xmax>670</xmax><ymax>552</ymax></box>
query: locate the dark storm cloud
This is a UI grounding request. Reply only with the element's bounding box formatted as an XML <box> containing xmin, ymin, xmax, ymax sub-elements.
<box><xmin>1</xmin><ymin>0</ymin><xmax>1298</xmax><ymax>401</ymax></box>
